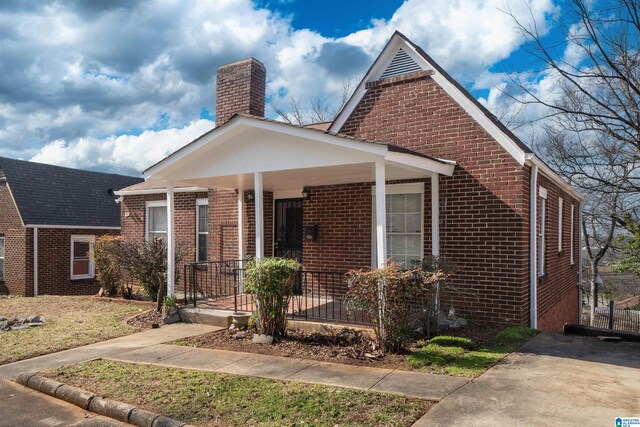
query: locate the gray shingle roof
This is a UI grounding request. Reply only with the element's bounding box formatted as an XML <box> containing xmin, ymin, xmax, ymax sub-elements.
<box><xmin>0</xmin><ymin>157</ymin><xmax>143</xmax><ymax>228</ymax></box>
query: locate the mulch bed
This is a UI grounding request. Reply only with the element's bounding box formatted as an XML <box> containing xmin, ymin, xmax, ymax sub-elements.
<box><xmin>179</xmin><ymin>327</ymin><xmax>414</xmax><ymax>370</ymax></box>
<box><xmin>126</xmin><ymin>310</ymin><xmax>163</xmax><ymax>329</ymax></box>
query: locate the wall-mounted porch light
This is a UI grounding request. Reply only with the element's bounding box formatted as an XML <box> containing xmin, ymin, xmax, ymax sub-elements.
<box><xmin>244</xmin><ymin>190</ymin><xmax>255</xmax><ymax>203</ymax></box>
<box><xmin>301</xmin><ymin>187</ymin><xmax>311</xmax><ymax>200</ymax></box>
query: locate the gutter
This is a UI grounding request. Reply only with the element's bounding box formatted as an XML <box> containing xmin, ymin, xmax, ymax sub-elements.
<box><xmin>529</xmin><ymin>164</ymin><xmax>539</xmax><ymax>329</ymax></box>
<box><xmin>578</xmin><ymin>201</ymin><xmax>584</xmax><ymax>325</ymax></box>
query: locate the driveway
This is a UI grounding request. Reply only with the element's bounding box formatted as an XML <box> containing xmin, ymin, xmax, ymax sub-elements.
<box><xmin>416</xmin><ymin>332</ymin><xmax>640</xmax><ymax>427</ymax></box>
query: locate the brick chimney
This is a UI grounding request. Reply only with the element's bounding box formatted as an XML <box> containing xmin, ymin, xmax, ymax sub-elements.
<box><xmin>215</xmin><ymin>58</ymin><xmax>266</xmax><ymax>126</ymax></box>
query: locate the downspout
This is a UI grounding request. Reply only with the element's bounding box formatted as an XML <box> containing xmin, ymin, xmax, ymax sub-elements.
<box><xmin>33</xmin><ymin>227</ymin><xmax>38</xmax><ymax>297</ymax></box>
<box><xmin>529</xmin><ymin>165</ymin><xmax>538</xmax><ymax>329</ymax></box>
<box><xmin>578</xmin><ymin>201</ymin><xmax>583</xmax><ymax>325</ymax></box>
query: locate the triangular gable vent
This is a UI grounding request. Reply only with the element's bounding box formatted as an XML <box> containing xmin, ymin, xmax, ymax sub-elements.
<box><xmin>379</xmin><ymin>47</ymin><xmax>423</xmax><ymax>80</ymax></box>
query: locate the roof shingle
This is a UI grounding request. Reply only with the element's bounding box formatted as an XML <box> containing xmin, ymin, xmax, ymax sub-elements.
<box><xmin>0</xmin><ymin>157</ymin><xmax>143</xmax><ymax>227</ymax></box>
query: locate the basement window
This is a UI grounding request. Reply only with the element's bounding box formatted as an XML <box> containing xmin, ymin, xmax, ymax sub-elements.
<box><xmin>0</xmin><ymin>236</ymin><xmax>5</xmax><ymax>280</ymax></box>
<box><xmin>71</xmin><ymin>235</ymin><xmax>95</xmax><ymax>280</ymax></box>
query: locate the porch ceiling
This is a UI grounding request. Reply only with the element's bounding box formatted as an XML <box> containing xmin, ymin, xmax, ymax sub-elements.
<box><xmin>145</xmin><ymin>115</ymin><xmax>455</xmax><ymax>190</ymax></box>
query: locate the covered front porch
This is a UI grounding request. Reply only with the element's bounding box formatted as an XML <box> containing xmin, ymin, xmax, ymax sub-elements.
<box><xmin>146</xmin><ymin>114</ymin><xmax>455</xmax><ymax>324</ymax></box>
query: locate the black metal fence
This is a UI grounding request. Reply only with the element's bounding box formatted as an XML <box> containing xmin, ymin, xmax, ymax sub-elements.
<box><xmin>183</xmin><ymin>260</ymin><xmax>369</xmax><ymax>324</ymax></box>
<box><xmin>592</xmin><ymin>301</ymin><xmax>640</xmax><ymax>332</ymax></box>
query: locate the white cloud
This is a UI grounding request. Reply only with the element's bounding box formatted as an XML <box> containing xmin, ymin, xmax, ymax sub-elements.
<box><xmin>0</xmin><ymin>0</ymin><xmax>560</xmax><ymax>173</ymax></box>
<box><xmin>30</xmin><ymin>119</ymin><xmax>215</xmax><ymax>175</ymax></box>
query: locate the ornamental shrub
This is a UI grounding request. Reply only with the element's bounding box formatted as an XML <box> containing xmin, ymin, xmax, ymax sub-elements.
<box><xmin>95</xmin><ymin>235</ymin><xmax>126</xmax><ymax>297</ymax></box>
<box><xmin>346</xmin><ymin>260</ymin><xmax>451</xmax><ymax>353</ymax></box>
<box><xmin>244</xmin><ymin>257</ymin><xmax>301</xmax><ymax>337</ymax></box>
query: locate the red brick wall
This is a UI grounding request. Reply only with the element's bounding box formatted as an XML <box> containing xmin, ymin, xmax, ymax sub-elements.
<box><xmin>536</xmin><ymin>175</ymin><xmax>581</xmax><ymax>330</ymax></box>
<box><xmin>0</xmin><ymin>182</ymin><xmax>29</xmax><ymax>295</ymax></box>
<box><xmin>339</xmin><ymin>71</ymin><xmax>532</xmax><ymax>326</ymax></box>
<box><xmin>121</xmin><ymin>190</ymin><xmax>276</xmax><ymax>265</ymax></box>
<box><xmin>35</xmin><ymin>228</ymin><xmax>118</xmax><ymax>296</ymax></box>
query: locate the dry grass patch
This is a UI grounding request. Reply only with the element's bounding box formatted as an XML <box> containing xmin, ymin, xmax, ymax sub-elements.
<box><xmin>46</xmin><ymin>360</ymin><xmax>431</xmax><ymax>427</ymax></box>
<box><xmin>0</xmin><ymin>296</ymin><xmax>144</xmax><ymax>364</ymax></box>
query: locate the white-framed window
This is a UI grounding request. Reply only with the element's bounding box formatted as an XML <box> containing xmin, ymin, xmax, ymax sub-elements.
<box><xmin>570</xmin><ymin>204</ymin><xmax>575</xmax><ymax>265</ymax></box>
<box><xmin>372</xmin><ymin>182</ymin><xmax>424</xmax><ymax>268</ymax></box>
<box><xmin>196</xmin><ymin>198</ymin><xmax>209</xmax><ymax>262</ymax></box>
<box><xmin>71</xmin><ymin>235</ymin><xmax>95</xmax><ymax>280</ymax></box>
<box><xmin>538</xmin><ymin>186</ymin><xmax>547</xmax><ymax>277</ymax></box>
<box><xmin>558</xmin><ymin>197</ymin><xmax>563</xmax><ymax>253</ymax></box>
<box><xmin>146</xmin><ymin>200</ymin><xmax>167</xmax><ymax>242</ymax></box>
<box><xmin>0</xmin><ymin>236</ymin><xmax>5</xmax><ymax>281</ymax></box>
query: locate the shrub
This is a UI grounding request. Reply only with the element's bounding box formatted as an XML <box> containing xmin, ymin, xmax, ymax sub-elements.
<box><xmin>346</xmin><ymin>261</ymin><xmax>450</xmax><ymax>353</ymax></box>
<box><xmin>243</xmin><ymin>257</ymin><xmax>301</xmax><ymax>337</ymax></box>
<box><xmin>94</xmin><ymin>235</ymin><xmax>134</xmax><ymax>298</ymax></box>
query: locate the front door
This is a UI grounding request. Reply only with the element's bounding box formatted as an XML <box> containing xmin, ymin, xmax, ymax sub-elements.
<box><xmin>274</xmin><ymin>198</ymin><xmax>303</xmax><ymax>263</ymax></box>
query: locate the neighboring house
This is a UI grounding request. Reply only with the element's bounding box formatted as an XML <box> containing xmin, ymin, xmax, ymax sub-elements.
<box><xmin>116</xmin><ymin>32</ymin><xmax>584</xmax><ymax>331</ymax></box>
<box><xmin>0</xmin><ymin>157</ymin><xmax>142</xmax><ymax>296</ymax></box>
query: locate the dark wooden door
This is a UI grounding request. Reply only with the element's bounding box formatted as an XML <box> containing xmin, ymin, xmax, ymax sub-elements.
<box><xmin>274</xmin><ymin>198</ymin><xmax>303</xmax><ymax>263</ymax></box>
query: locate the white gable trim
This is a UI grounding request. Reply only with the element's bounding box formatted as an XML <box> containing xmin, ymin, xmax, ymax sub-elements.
<box><xmin>145</xmin><ymin>116</ymin><xmax>390</xmax><ymax>180</ymax></box>
<box><xmin>330</xmin><ymin>33</ymin><xmax>526</xmax><ymax>165</ymax></box>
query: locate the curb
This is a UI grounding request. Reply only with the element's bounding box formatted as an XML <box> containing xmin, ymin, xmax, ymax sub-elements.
<box><xmin>16</xmin><ymin>373</ymin><xmax>190</xmax><ymax>427</ymax></box>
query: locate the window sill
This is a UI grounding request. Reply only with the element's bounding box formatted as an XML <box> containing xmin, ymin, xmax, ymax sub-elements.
<box><xmin>71</xmin><ymin>275</ymin><xmax>95</xmax><ymax>281</ymax></box>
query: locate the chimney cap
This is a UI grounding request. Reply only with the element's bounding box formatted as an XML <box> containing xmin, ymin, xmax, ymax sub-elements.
<box><xmin>217</xmin><ymin>57</ymin><xmax>265</xmax><ymax>71</ymax></box>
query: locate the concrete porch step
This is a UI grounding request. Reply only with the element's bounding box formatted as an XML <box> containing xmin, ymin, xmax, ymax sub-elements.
<box><xmin>178</xmin><ymin>307</ymin><xmax>251</xmax><ymax>328</ymax></box>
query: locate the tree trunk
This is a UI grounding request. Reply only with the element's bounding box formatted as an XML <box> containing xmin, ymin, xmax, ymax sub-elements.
<box><xmin>589</xmin><ymin>260</ymin><xmax>599</xmax><ymax>326</ymax></box>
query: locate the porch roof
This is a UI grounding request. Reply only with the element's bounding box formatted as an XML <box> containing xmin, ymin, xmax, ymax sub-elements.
<box><xmin>142</xmin><ymin>114</ymin><xmax>456</xmax><ymax>191</ymax></box>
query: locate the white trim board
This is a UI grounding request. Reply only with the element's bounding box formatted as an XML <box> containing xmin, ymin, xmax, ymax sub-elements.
<box><xmin>114</xmin><ymin>186</ymin><xmax>208</xmax><ymax>196</ymax></box>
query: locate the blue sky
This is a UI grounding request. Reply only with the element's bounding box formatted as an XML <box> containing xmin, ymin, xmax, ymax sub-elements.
<box><xmin>0</xmin><ymin>0</ymin><xmax>569</xmax><ymax>175</ymax></box>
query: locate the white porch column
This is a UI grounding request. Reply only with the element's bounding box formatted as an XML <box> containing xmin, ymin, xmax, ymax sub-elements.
<box><xmin>33</xmin><ymin>227</ymin><xmax>38</xmax><ymax>297</ymax></box>
<box><xmin>238</xmin><ymin>189</ymin><xmax>245</xmax><ymax>261</ymax></box>
<box><xmin>166</xmin><ymin>182</ymin><xmax>175</xmax><ymax>297</ymax></box>
<box><xmin>254</xmin><ymin>172</ymin><xmax>264</xmax><ymax>260</ymax></box>
<box><xmin>375</xmin><ymin>161</ymin><xmax>387</xmax><ymax>268</ymax></box>
<box><xmin>431</xmin><ymin>173</ymin><xmax>440</xmax><ymax>257</ymax></box>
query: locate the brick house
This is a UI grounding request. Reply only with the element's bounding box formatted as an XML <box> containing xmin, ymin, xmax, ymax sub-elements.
<box><xmin>116</xmin><ymin>32</ymin><xmax>583</xmax><ymax>331</ymax></box>
<box><xmin>0</xmin><ymin>157</ymin><xmax>142</xmax><ymax>296</ymax></box>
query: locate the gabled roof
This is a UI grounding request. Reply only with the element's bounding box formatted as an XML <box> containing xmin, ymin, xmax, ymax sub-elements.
<box><xmin>0</xmin><ymin>157</ymin><xmax>143</xmax><ymax>228</ymax></box>
<box><xmin>329</xmin><ymin>31</ymin><xmax>582</xmax><ymax>201</ymax></box>
<box><xmin>144</xmin><ymin>113</ymin><xmax>456</xmax><ymax>178</ymax></box>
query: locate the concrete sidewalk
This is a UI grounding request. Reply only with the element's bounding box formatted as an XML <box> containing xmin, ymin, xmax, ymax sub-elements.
<box><xmin>0</xmin><ymin>323</ymin><xmax>218</xmax><ymax>381</ymax></box>
<box><xmin>0</xmin><ymin>322</ymin><xmax>467</xmax><ymax>402</ymax></box>
<box><xmin>106</xmin><ymin>343</ymin><xmax>469</xmax><ymax>401</ymax></box>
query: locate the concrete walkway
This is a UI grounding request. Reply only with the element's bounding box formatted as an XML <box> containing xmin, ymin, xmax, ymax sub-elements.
<box><xmin>414</xmin><ymin>333</ymin><xmax>640</xmax><ymax>427</ymax></box>
<box><xmin>106</xmin><ymin>344</ymin><xmax>469</xmax><ymax>401</ymax></box>
<box><xmin>0</xmin><ymin>322</ymin><xmax>467</xmax><ymax>402</ymax></box>
<box><xmin>0</xmin><ymin>323</ymin><xmax>218</xmax><ymax>381</ymax></box>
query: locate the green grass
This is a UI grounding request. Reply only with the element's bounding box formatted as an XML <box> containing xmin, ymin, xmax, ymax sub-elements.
<box><xmin>45</xmin><ymin>360</ymin><xmax>431</xmax><ymax>427</ymax></box>
<box><xmin>0</xmin><ymin>296</ymin><xmax>144</xmax><ymax>365</ymax></box>
<box><xmin>407</xmin><ymin>327</ymin><xmax>539</xmax><ymax>377</ymax></box>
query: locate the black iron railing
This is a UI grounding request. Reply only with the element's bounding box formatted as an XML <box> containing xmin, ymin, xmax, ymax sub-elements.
<box><xmin>184</xmin><ymin>260</ymin><xmax>369</xmax><ymax>324</ymax></box>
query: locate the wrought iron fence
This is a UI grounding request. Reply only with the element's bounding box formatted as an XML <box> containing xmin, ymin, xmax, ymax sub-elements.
<box><xmin>183</xmin><ymin>261</ymin><xmax>370</xmax><ymax>324</ymax></box>
<box><xmin>592</xmin><ymin>301</ymin><xmax>640</xmax><ymax>332</ymax></box>
<box><xmin>183</xmin><ymin>259</ymin><xmax>439</xmax><ymax>327</ymax></box>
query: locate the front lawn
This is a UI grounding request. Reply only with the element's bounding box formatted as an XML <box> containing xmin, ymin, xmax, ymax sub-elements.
<box><xmin>408</xmin><ymin>326</ymin><xmax>539</xmax><ymax>377</ymax></box>
<box><xmin>0</xmin><ymin>296</ymin><xmax>145</xmax><ymax>365</ymax></box>
<box><xmin>46</xmin><ymin>360</ymin><xmax>431</xmax><ymax>427</ymax></box>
